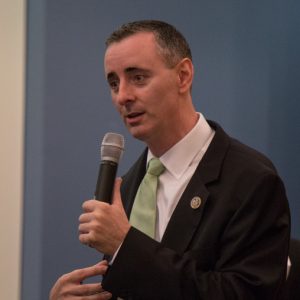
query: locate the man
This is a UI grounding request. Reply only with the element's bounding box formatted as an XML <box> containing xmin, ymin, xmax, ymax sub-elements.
<box><xmin>50</xmin><ymin>20</ymin><xmax>290</xmax><ymax>299</ymax></box>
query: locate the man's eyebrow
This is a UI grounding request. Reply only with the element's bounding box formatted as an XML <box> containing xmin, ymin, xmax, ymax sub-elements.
<box><xmin>125</xmin><ymin>67</ymin><xmax>150</xmax><ymax>74</ymax></box>
<box><xmin>106</xmin><ymin>67</ymin><xmax>150</xmax><ymax>80</ymax></box>
<box><xmin>106</xmin><ymin>72</ymin><xmax>117</xmax><ymax>81</ymax></box>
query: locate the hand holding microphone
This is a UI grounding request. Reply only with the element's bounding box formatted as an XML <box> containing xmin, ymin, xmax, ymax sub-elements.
<box><xmin>95</xmin><ymin>132</ymin><xmax>125</xmax><ymax>203</ymax></box>
<box><xmin>78</xmin><ymin>133</ymin><xmax>130</xmax><ymax>255</ymax></box>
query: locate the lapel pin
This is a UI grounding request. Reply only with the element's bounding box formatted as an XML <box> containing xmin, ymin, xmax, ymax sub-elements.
<box><xmin>190</xmin><ymin>196</ymin><xmax>202</xmax><ymax>209</ymax></box>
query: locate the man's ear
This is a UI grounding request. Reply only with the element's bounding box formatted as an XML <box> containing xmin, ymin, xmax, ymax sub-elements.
<box><xmin>176</xmin><ymin>58</ymin><xmax>194</xmax><ymax>93</ymax></box>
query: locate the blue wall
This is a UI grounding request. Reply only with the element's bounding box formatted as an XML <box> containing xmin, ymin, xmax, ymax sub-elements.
<box><xmin>23</xmin><ymin>1</ymin><xmax>300</xmax><ymax>299</ymax></box>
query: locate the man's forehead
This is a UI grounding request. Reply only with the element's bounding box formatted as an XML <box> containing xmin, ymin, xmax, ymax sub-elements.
<box><xmin>104</xmin><ymin>32</ymin><xmax>163</xmax><ymax>74</ymax></box>
<box><xmin>104</xmin><ymin>31</ymin><xmax>157</xmax><ymax>59</ymax></box>
<box><xmin>106</xmin><ymin>31</ymin><xmax>156</xmax><ymax>49</ymax></box>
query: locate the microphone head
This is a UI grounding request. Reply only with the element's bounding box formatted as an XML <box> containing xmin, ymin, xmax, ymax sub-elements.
<box><xmin>101</xmin><ymin>132</ymin><xmax>125</xmax><ymax>163</ymax></box>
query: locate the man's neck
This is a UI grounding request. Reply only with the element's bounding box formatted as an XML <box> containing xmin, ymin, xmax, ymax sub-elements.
<box><xmin>147</xmin><ymin>111</ymin><xmax>199</xmax><ymax>157</ymax></box>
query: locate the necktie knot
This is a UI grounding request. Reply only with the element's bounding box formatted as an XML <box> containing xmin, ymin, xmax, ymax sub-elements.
<box><xmin>147</xmin><ymin>158</ymin><xmax>165</xmax><ymax>177</ymax></box>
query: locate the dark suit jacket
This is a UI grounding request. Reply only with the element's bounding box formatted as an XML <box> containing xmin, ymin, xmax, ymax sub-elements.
<box><xmin>102</xmin><ymin>121</ymin><xmax>290</xmax><ymax>299</ymax></box>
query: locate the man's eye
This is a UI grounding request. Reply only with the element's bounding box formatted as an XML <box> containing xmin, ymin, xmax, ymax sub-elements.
<box><xmin>109</xmin><ymin>80</ymin><xmax>119</xmax><ymax>91</ymax></box>
<box><xmin>133</xmin><ymin>74</ymin><xmax>146</xmax><ymax>83</ymax></box>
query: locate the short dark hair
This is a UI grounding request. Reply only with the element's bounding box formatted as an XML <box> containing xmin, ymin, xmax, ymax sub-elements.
<box><xmin>105</xmin><ymin>20</ymin><xmax>192</xmax><ymax>67</ymax></box>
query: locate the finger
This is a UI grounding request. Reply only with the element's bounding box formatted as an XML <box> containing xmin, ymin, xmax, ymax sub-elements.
<box><xmin>87</xmin><ymin>291</ymin><xmax>112</xmax><ymax>300</ymax></box>
<box><xmin>87</xmin><ymin>292</ymin><xmax>112</xmax><ymax>300</ymax></box>
<box><xmin>72</xmin><ymin>284</ymin><xmax>112</xmax><ymax>300</ymax></box>
<box><xmin>74</xmin><ymin>283</ymin><xmax>104</xmax><ymax>296</ymax></box>
<box><xmin>74</xmin><ymin>283</ymin><xmax>101</xmax><ymax>296</ymax></box>
<box><xmin>111</xmin><ymin>177</ymin><xmax>123</xmax><ymax>206</ymax></box>
<box><xmin>79</xmin><ymin>232</ymin><xmax>93</xmax><ymax>246</ymax></box>
<box><xmin>70</xmin><ymin>263</ymin><xmax>109</xmax><ymax>283</ymax></box>
<box><xmin>94</xmin><ymin>291</ymin><xmax>112</xmax><ymax>300</ymax></box>
<box><xmin>97</xmin><ymin>260</ymin><xmax>108</xmax><ymax>267</ymax></box>
<box><xmin>79</xmin><ymin>212</ymin><xmax>92</xmax><ymax>224</ymax></box>
<box><xmin>82</xmin><ymin>199</ymin><xmax>98</xmax><ymax>212</ymax></box>
<box><xmin>83</xmin><ymin>200</ymin><xmax>110</xmax><ymax>214</ymax></box>
<box><xmin>78</xmin><ymin>222</ymin><xmax>90</xmax><ymax>235</ymax></box>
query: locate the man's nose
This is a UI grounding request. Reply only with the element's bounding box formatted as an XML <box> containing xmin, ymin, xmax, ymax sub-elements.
<box><xmin>115</xmin><ymin>82</ymin><xmax>134</xmax><ymax>105</ymax></box>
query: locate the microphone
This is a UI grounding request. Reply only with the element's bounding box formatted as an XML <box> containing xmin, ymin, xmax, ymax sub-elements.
<box><xmin>94</xmin><ymin>132</ymin><xmax>125</xmax><ymax>203</ymax></box>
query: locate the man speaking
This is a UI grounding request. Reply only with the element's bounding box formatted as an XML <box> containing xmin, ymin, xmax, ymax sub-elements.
<box><xmin>50</xmin><ymin>20</ymin><xmax>290</xmax><ymax>299</ymax></box>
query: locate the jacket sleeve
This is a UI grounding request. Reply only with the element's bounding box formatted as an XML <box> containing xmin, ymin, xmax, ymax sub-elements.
<box><xmin>102</xmin><ymin>173</ymin><xmax>290</xmax><ymax>300</ymax></box>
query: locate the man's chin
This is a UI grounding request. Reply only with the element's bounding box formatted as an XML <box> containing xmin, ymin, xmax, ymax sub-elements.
<box><xmin>127</xmin><ymin>126</ymin><xmax>148</xmax><ymax>142</ymax></box>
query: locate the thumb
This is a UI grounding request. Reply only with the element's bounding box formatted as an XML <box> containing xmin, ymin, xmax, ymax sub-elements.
<box><xmin>96</xmin><ymin>260</ymin><xmax>108</xmax><ymax>266</ymax></box>
<box><xmin>111</xmin><ymin>177</ymin><xmax>123</xmax><ymax>207</ymax></box>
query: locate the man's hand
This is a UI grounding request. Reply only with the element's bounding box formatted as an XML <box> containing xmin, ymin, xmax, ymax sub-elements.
<box><xmin>49</xmin><ymin>260</ymin><xmax>111</xmax><ymax>300</ymax></box>
<box><xmin>78</xmin><ymin>178</ymin><xmax>131</xmax><ymax>255</ymax></box>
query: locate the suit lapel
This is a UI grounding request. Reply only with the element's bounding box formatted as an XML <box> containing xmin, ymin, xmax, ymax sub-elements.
<box><xmin>161</xmin><ymin>121</ymin><xmax>230</xmax><ymax>253</ymax></box>
<box><xmin>160</xmin><ymin>171</ymin><xmax>210</xmax><ymax>253</ymax></box>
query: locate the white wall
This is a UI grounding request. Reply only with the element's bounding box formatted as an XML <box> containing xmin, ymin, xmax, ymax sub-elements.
<box><xmin>0</xmin><ymin>0</ymin><xmax>25</xmax><ymax>299</ymax></box>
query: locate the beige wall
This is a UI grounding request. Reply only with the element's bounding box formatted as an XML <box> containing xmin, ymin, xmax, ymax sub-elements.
<box><xmin>0</xmin><ymin>0</ymin><xmax>26</xmax><ymax>299</ymax></box>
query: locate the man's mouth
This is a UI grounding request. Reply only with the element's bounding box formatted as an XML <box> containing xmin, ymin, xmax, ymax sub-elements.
<box><xmin>125</xmin><ymin>112</ymin><xmax>145</xmax><ymax>124</ymax></box>
<box><xmin>127</xmin><ymin>112</ymin><xmax>144</xmax><ymax>119</ymax></box>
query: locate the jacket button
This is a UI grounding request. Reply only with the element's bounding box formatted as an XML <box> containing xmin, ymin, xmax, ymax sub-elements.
<box><xmin>190</xmin><ymin>196</ymin><xmax>202</xmax><ymax>209</ymax></box>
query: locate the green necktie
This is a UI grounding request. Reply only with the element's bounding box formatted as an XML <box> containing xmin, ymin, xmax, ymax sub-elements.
<box><xmin>130</xmin><ymin>158</ymin><xmax>165</xmax><ymax>238</ymax></box>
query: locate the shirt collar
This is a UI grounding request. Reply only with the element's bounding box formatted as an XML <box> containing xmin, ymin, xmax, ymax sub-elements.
<box><xmin>148</xmin><ymin>113</ymin><xmax>214</xmax><ymax>179</ymax></box>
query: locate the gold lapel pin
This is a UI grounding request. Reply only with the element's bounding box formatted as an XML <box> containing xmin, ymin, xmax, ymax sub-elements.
<box><xmin>190</xmin><ymin>196</ymin><xmax>202</xmax><ymax>209</ymax></box>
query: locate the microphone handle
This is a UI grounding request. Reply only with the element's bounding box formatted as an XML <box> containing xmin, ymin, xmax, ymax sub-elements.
<box><xmin>94</xmin><ymin>160</ymin><xmax>118</xmax><ymax>203</ymax></box>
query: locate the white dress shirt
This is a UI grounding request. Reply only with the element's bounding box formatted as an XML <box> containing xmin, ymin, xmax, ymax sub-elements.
<box><xmin>147</xmin><ymin>113</ymin><xmax>215</xmax><ymax>241</ymax></box>
<box><xmin>111</xmin><ymin>113</ymin><xmax>214</xmax><ymax>265</ymax></box>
